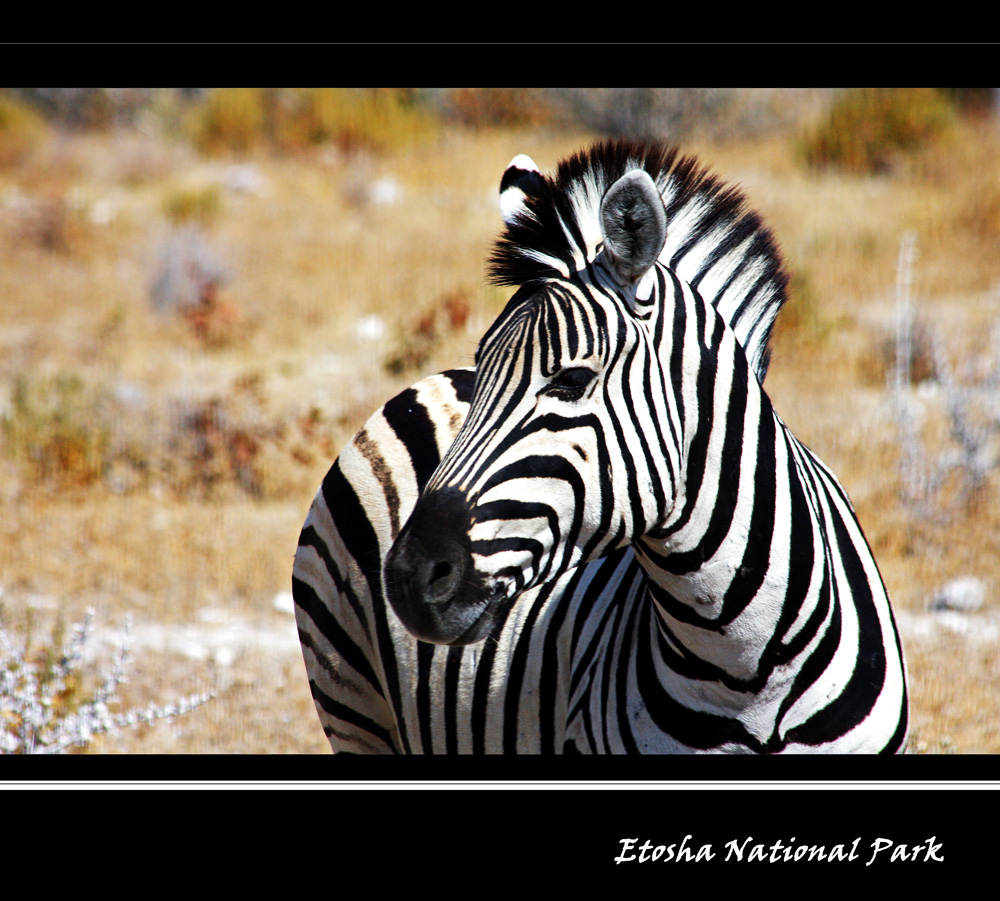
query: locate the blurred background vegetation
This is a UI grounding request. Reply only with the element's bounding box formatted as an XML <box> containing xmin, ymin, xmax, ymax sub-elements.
<box><xmin>2</xmin><ymin>87</ymin><xmax>999</xmax><ymax>755</ymax></box>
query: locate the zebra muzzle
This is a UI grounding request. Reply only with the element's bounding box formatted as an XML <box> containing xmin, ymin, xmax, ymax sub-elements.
<box><xmin>384</xmin><ymin>487</ymin><xmax>495</xmax><ymax>646</ymax></box>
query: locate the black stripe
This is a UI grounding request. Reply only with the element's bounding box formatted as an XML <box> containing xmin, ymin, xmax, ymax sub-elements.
<box><xmin>293</xmin><ymin>574</ymin><xmax>380</xmax><ymax>696</ymax></box>
<box><xmin>381</xmin><ymin>387</ymin><xmax>442</xmax><ymax>491</ymax></box>
<box><xmin>309</xmin><ymin>680</ymin><xmax>396</xmax><ymax>752</ymax></box>
<box><xmin>784</xmin><ymin>506</ymin><xmax>887</xmax><ymax>747</ymax></box>
<box><xmin>444</xmin><ymin>646</ymin><xmax>463</xmax><ymax>754</ymax></box>
<box><xmin>635</xmin><ymin>594</ymin><xmax>765</xmax><ymax>752</ymax></box>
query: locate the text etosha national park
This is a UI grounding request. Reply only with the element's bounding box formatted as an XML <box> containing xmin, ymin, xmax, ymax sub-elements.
<box><xmin>615</xmin><ymin>835</ymin><xmax>944</xmax><ymax>865</ymax></box>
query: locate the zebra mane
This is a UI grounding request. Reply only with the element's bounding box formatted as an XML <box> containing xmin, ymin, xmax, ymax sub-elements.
<box><xmin>488</xmin><ymin>139</ymin><xmax>789</xmax><ymax>381</ymax></box>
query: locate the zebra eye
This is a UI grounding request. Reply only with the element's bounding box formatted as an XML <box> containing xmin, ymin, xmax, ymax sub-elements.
<box><xmin>544</xmin><ymin>367</ymin><xmax>596</xmax><ymax>399</ymax></box>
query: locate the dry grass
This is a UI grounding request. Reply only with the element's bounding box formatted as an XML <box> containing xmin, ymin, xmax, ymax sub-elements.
<box><xmin>2</xmin><ymin>101</ymin><xmax>998</xmax><ymax>755</ymax></box>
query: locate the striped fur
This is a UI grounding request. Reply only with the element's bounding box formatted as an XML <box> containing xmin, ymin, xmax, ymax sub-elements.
<box><xmin>293</xmin><ymin>140</ymin><xmax>908</xmax><ymax>754</ymax></box>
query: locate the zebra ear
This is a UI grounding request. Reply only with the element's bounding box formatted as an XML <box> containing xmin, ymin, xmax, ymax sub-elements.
<box><xmin>599</xmin><ymin>169</ymin><xmax>667</xmax><ymax>286</ymax></box>
<box><xmin>500</xmin><ymin>154</ymin><xmax>544</xmax><ymax>225</ymax></box>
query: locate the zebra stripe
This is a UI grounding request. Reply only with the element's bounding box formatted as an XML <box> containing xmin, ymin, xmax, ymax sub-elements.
<box><xmin>293</xmin><ymin>140</ymin><xmax>908</xmax><ymax>754</ymax></box>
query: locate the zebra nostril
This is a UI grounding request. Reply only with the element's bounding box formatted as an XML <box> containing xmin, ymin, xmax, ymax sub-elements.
<box><xmin>429</xmin><ymin>560</ymin><xmax>453</xmax><ymax>586</ymax></box>
<box><xmin>421</xmin><ymin>541</ymin><xmax>466</xmax><ymax>606</ymax></box>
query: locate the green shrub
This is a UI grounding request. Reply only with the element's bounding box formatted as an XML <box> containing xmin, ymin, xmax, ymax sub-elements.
<box><xmin>801</xmin><ymin>88</ymin><xmax>956</xmax><ymax>175</ymax></box>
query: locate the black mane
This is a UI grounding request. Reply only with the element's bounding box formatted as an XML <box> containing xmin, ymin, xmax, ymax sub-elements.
<box><xmin>487</xmin><ymin>139</ymin><xmax>789</xmax><ymax>381</ymax></box>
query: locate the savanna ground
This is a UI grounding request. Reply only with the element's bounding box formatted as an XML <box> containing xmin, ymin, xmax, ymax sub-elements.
<box><xmin>1</xmin><ymin>89</ymin><xmax>999</xmax><ymax>758</ymax></box>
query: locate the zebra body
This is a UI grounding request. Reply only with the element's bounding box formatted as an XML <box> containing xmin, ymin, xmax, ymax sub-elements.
<box><xmin>293</xmin><ymin>141</ymin><xmax>908</xmax><ymax>754</ymax></box>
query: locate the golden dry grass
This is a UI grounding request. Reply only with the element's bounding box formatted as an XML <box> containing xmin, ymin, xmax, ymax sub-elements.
<box><xmin>2</xmin><ymin>104</ymin><xmax>998</xmax><ymax>755</ymax></box>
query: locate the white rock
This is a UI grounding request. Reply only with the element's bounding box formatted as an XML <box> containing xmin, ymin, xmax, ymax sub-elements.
<box><xmin>369</xmin><ymin>177</ymin><xmax>400</xmax><ymax>206</ymax></box>
<box><xmin>90</xmin><ymin>197</ymin><xmax>118</xmax><ymax>225</ymax></box>
<box><xmin>930</xmin><ymin>576</ymin><xmax>986</xmax><ymax>612</ymax></box>
<box><xmin>273</xmin><ymin>591</ymin><xmax>295</xmax><ymax>615</ymax></box>
<box><xmin>223</xmin><ymin>163</ymin><xmax>267</xmax><ymax>195</ymax></box>
<box><xmin>354</xmin><ymin>314</ymin><xmax>386</xmax><ymax>342</ymax></box>
<box><xmin>213</xmin><ymin>645</ymin><xmax>237</xmax><ymax>667</ymax></box>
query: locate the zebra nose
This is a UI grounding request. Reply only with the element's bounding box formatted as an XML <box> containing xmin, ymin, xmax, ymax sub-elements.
<box><xmin>384</xmin><ymin>488</ymin><xmax>492</xmax><ymax>645</ymax></box>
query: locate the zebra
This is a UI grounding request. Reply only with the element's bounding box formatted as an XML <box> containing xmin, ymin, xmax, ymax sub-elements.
<box><xmin>293</xmin><ymin>139</ymin><xmax>909</xmax><ymax>754</ymax></box>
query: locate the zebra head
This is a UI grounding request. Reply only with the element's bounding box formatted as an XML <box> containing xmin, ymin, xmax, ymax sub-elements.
<box><xmin>385</xmin><ymin>153</ymin><xmax>682</xmax><ymax>645</ymax></box>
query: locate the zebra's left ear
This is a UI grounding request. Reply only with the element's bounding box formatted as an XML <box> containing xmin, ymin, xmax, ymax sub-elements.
<box><xmin>599</xmin><ymin>169</ymin><xmax>667</xmax><ymax>286</ymax></box>
<box><xmin>500</xmin><ymin>154</ymin><xmax>544</xmax><ymax>225</ymax></box>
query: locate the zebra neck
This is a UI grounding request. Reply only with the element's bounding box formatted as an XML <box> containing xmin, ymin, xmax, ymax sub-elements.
<box><xmin>630</xmin><ymin>523</ymin><xmax>799</xmax><ymax>698</ymax></box>
<box><xmin>630</xmin><ymin>346</ymin><xmax>801</xmax><ymax>690</ymax></box>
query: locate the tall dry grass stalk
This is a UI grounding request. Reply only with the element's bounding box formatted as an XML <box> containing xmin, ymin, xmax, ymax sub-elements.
<box><xmin>891</xmin><ymin>232</ymin><xmax>1000</xmax><ymax>518</ymax></box>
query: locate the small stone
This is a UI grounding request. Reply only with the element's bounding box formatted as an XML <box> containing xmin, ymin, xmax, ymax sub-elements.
<box><xmin>223</xmin><ymin>163</ymin><xmax>267</xmax><ymax>195</ymax></box>
<box><xmin>369</xmin><ymin>177</ymin><xmax>400</xmax><ymax>206</ymax></box>
<box><xmin>930</xmin><ymin>576</ymin><xmax>986</xmax><ymax>612</ymax></box>
<box><xmin>354</xmin><ymin>314</ymin><xmax>386</xmax><ymax>342</ymax></box>
<box><xmin>273</xmin><ymin>591</ymin><xmax>295</xmax><ymax>615</ymax></box>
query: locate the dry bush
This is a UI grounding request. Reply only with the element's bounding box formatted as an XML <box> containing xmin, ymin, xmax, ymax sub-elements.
<box><xmin>162</xmin><ymin>377</ymin><xmax>329</xmax><ymax>501</ymax></box>
<box><xmin>1</xmin><ymin>607</ymin><xmax>212</xmax><ymax>754</ymax></box>
<box><xmin>0</xmin><ymin>366</ymin><xmax>327</xmax><ymax>503</ymax></box>
<box><xmin>149</xmin><ymin>229</ymin><xmax>229</xmax><ymax>314</ymax></box>
<box><xmin>383</xmin><ymin>289</ymin><xmax>472</xmax><ymax>376</ymax></box>
<box><xmin>554</xmin><ymin>88</ymin><xmax>734</xmax><ymax>142</ymax></box>
<box><xmin>446</xmin><ymin>89</ymin><xmax>555</xmax><ymax>128</ymax></box>
<box><xmin>954</xmin><ymin>169</ymin><xmax>1000</xmax><ymax>242</ymax></box>
<box><xmin>0</xmin><ymin>91</ymin><xmax>48</xmax><ymax>169</ymax></box>
<box><xmin>800</xmin><ymin>88</ymin><xmax>956</xmax><ymax>175</ymax></box>
<box><xmin>1</xmin><ymin>188</ymin><xmax>98</xmax><ymax>257</ymax></box>
<box><xmin>189</xmin><ymin>88</ymin><xmax>438</xmax><ymax>157</ymax></box>
<box><xmin>189</xmin><ymin>88</ymin><xmax>267</xmax><ymax>156</ymax></box>
<box><xmin>162</xmin><ymin>184</ymin><xmax>223</xmax><ymax>226</ymax></box>
<box><xmin>2</xmin><ymin>372</ymin><xmax>113</xmax><ymax>489</ymax></box>
<box><xmin>8</xmin><ymin>89</ymin><xmax>154</xmax><ymax>131</ymax></box>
